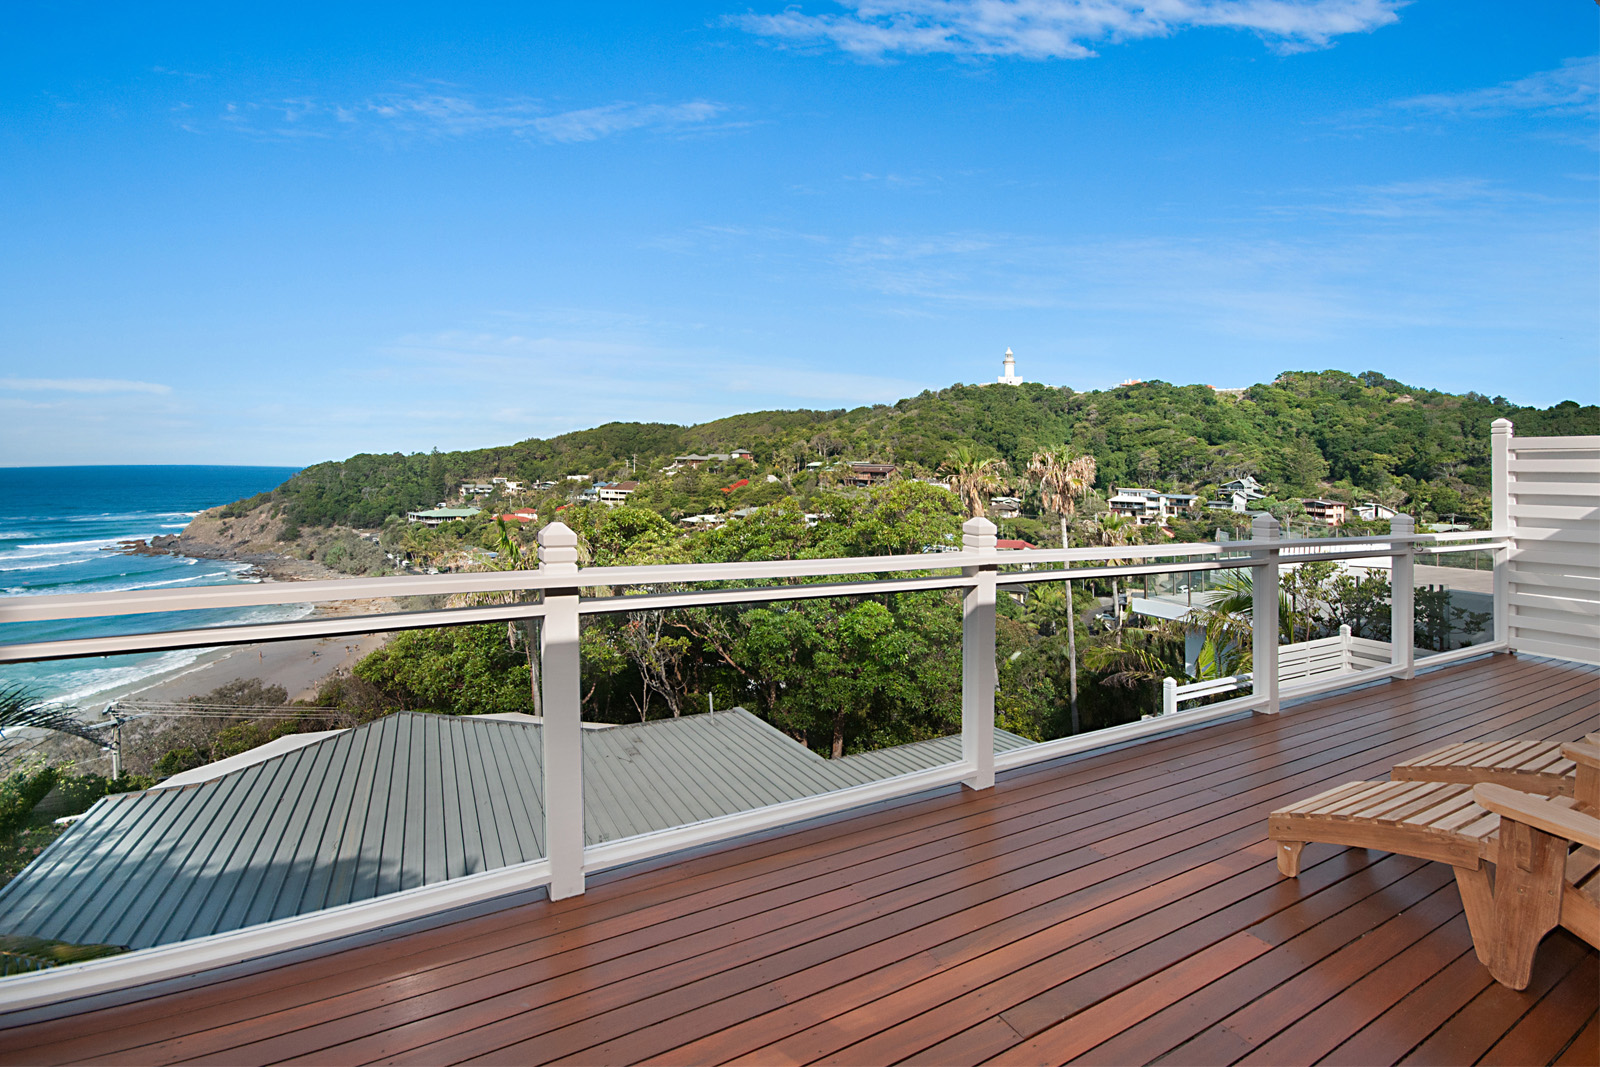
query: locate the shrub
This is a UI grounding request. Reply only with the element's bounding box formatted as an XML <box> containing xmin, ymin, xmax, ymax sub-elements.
<box><xmin>211</xmin><ymin>722</ymin><xmax>269</xmax><ymax>760</ymax></box>
<box><xmin>151</xmin><ymin>747</ymin><xmax>206</xmax><ymax>778</ymax></box>
<box><xmin>216</xmin><ymin>491</ymin><xmax>272</xmax><ymax>520</ymax></box>
<box><xmin>0</xmin><ymin>765</ymin><xmax>59</xmax><ymax>839</ymax></box>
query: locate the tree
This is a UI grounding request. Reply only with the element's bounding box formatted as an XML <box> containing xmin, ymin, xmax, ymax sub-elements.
<box><xmin>941</xmin><ymin>446</ymin><xmax>1008</xmax><ymax>519</ymax></box>
<box><xmin>426</xmin><ymin>448</ymin><xmax>447</xmax><ymax>505</ymax></box>
<box><xmin>738</xmin><ymin>593</ymin><xmax>959</xmax><ymax>758</ymax></box>
<box><xmin>0</xmin><ymin>685</ymin><xmax>105</xmax><ymax>749</ymax></box>
<box><xmin>491</xmin><ymin>516</ymin><xmax>541</xmax><ymax>717</ymax></box>
<box><xmin>1090</xmin><ymin>513</ymin><xmax>1136</xmax><ymax>627</ymax></box>
<box><xmin>1027</xmin><ymin>446</ymin><xmax>1097</xmax><ymax>733</ymax></box>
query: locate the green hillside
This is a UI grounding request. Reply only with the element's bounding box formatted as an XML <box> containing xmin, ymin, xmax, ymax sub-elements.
<box><xmin>252</xmin><ymin>369</ymin><xmax>1596</xmax><ymax>531</ymax></box>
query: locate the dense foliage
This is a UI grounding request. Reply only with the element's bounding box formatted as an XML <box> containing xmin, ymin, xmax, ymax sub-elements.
<box><xmin>175</xmin><ymin>369</ymin><xmax>1596</xmax><ymax>762</ymax></box>
<box><xmin>246</xmin><ymin>370</ymin><xmax>1597</xmax><ymax>532</ymax></box>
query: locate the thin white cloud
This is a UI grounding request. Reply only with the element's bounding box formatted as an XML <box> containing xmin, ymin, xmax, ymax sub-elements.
<box><xmin>214</xmin><ymin>91</ymin><xmax>735</xmax><ymax>143</ymax></box>
<box><xmin>1395</xmin><ymin>56</ymin><xmax>1599</xmax><ymax>119</ymax></box>
<box><xmin>0</xmin><ymin>378</ymin><xmax>172</xmax><ymax>395</ymax></box>
<box><xmin>532</xmin><ymin>100</ymin><xmax>730</xmax><ymax>142</ymax></box>
<box><xmin>732</xmin><ymin>0</ymin><xmax>1403</xmax><ymax>60</ymax></box>
<box><xmin>1265</xmin><ymin>178</ymin><xmax>1563</xmax><ymax>220</ymax></box>
<box><xmin>385</xmin><ymin>326</ymin><xmax>923</xmax><ymax>411</ymax></box>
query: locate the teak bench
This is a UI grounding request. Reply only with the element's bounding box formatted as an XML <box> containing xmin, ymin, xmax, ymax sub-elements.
<box><xmin>1269</xmin><ymin>737</ymin><xmax>1600</xmax><ymax>990</ymax></box>
<box><xmin>1391</xmin><ymin>737</ymin><xmax>1587</xmax><ymax>797</ymax></box>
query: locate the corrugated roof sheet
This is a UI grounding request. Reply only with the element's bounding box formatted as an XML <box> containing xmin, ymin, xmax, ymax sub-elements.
<box><xmin>0</xmin><ymin>710</ymin><xmax>1032</xmax><ymax>950</ymax></box>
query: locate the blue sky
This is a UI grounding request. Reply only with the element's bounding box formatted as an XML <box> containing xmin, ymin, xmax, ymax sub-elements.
<box><xmin>1</xmin><ymin>1</ymin><xmax>1595</xmax><ymax>466</ymax></box>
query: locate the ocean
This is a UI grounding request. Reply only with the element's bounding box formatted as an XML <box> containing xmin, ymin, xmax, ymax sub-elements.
<box><xmin>0</xmin><ymin>465</ymin><xmax>303</xmax><ymax>707</ymax></box>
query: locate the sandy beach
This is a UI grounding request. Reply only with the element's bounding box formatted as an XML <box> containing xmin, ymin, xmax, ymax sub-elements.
<box><xmin>116</xmin><ymin>629</ymin><xmax>392</xmax><ymax>707</ymax></box>
<box><xmin>80</xmin><ymin>598</ymin><xmax>401</xmax><ymax>713</ymax></box>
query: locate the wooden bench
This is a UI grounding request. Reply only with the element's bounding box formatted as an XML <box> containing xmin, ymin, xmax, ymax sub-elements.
<box><xmin>1392</xmin><ymin>738</ymin><xmax>1582</xmax><ymax>797</ymax></box>
<box><xmin>1269</xmin><ymin>738</ymin><xmax>1600</xmax><ymax>991</ymax></box>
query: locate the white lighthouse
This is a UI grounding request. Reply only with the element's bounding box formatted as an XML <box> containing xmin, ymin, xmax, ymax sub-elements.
<box><xmin>997</xmin><ymin>347</ymin><xmax>1022</xmax><ymax>385</ymax></box>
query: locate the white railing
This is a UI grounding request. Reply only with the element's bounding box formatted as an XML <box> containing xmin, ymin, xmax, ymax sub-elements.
<box><xmin>1161</xmin><ymin>626</ymin><xmax>1395</xmax><ymax>715</ymax></box>
<box><xmin>0</xmin><ymin>495</ymin><xmax>1525</xmax><ymax>1006</ymax></box>
<box><xmin>0</xmin><ymin>513</ymin><xmax>1503</xmax><ymax>894</ymax></box>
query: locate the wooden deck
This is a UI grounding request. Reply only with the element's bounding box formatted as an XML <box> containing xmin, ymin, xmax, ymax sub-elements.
<box><xmin>0</xmin><ymin>652</ymin><xmax>1596</xmax><ymax>1066</ymax></box>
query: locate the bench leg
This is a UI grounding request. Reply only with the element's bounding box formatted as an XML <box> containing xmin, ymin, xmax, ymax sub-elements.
<box><xmin>1454</xmin><ymin>865</ymin><xmax>1495</xmax><ymax>966</ymax></box>
<box><xmin>1487</xmin><ymin>819</ymin><xmax>1566</xmax><ymax>991</ymax></box>
<box><xmin>1276</xmin><ymin>840</ymin><xmax>1306</xmax><ymax>877</ymax></box>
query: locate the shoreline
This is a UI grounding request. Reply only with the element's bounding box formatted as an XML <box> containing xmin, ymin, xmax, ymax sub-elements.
<box><xmin>78</xmin><ymin>525</ymin><xmax>401</xmax><ymax>714</ymax></box>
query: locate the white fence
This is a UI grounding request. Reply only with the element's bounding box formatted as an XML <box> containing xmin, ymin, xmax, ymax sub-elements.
<box><xmin>1161</xmin><ymin>625</ymin><xmax>1394</xmax><ymax>715</ymax></box>
<box><xmin>1495</xmin><ymin>420</ymin><xmax>1600</xmax><ymax>666</ymax></box>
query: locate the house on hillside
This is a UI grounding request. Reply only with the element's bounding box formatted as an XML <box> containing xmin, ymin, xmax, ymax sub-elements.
<box><xmin>405</xmin><ymin>507</ymin><xmax>482</xmax><ymax>526</ymax></box>
<box><xmin>673</xmin><ymin>450</ymin><xmax>751</xmax><ymax>470</ymax></box>
<box><xmin>597</xmin><ymin>481</ymin><xmax>639</xmax><ymax>505</ymax></box>
<box><xmin>1206</xmin><ymin>475</ymin><xmax>1268</xmax><ymax>513</ymax></box>
<box><xmin>1108</xmin><ymin>488</ymin><xmax>1198</xmax><ymax>526</ymax></box>
<box><xmin>1355</xmin><ymin>501</ymin><xmax>1398</xmax><ymax>521</ymax></box>
<box><xmin>1301</xmin><ymin>498</ymin><xmax>1348</xmax><ymax>526</ymax></box>
<box><xmin>847</xmin><ymin>462</ymin><xmax>897</xmax><ymax>487</ymax></box>
<box><xmin>990</xmin><ymin>496</ymin><xmax>1023</xmax><ymax>519</ymax></box>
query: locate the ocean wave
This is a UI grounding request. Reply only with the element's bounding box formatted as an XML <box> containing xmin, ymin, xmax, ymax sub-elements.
<box><xmin>0</xmin><ymin>557</ymin><xmax>90</xmax><ymax>573</ymax></box>
<box><xmin>64</xmin><ymin>511</ymin><xmax>197</xmax><ymax>523</ymax></box>
<box><xmin>2</xmin><ymin>564</ymin><xmax>241</xmax><ymax>597</ymax></box>
<box><xmin>48</xmin><ymin>648</ymin><xmax>210</xmax><ymax>705</ymax></box>
<box><xmin>10</xmin><ymin>537</ymin><xmax>130</xmax><ymax>553</ymax></box>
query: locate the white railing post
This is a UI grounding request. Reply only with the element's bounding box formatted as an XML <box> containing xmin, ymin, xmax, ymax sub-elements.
<box><xmin>1491</xmin><ymin>417</ymin><xmax>1513</xmax><ymax>649</ymax></box>
<box><xmin>1162</xmin><ymin>676</ymin><xmax>1177</xmax><ymax>717</ymax></box>
<box><xmin>961</xmin><ymin>516</ymin><xmax>998</xmax><ymax>791</ymax></box>
<box><xmin>1339</xmin><ymin>623</ymin><xmax>1352</xmax><ymax>671</ymax></box>
<box><xmin>537</xmin><ymin>521</ymin><xmax>585</xmax><ymax>900</ymax></box>
<box><xmin>1251</xmin><ymin>514</ymin><xmax>1281</xmax><ymax>715</ymax></box>
<box><xmin>1390</xmin><ymin>514</ymin><xmax>1416</xmax><ymax>681</ymax></box>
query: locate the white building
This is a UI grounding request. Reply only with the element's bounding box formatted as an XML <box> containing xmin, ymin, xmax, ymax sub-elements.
<box><xmin>1108</xmin><ymin>488</ymin><xmax>1199</xmax><ymax>526</ymax></box>
<box><xmin>1206</xmin><ymin>476</ymin><xmax>1269</xmax><ymax>513</ymax></box>
<box><xmin>996</xmin><ymin>348</ymin><xmax>1023</xmax><ymax>386</ymax></box>
<box><xmin>597</xmin><ymin>481</ymin><xmax>639</xmax><ymax>505</ymax></box>
<box><xmin>1355</xmin><ymin>501</ymin><xmax>1398</xmax><ymax>521</ymax></box>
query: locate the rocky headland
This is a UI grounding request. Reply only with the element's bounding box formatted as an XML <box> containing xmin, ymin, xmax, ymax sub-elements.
<box><xmin>110</xmin><ymin>504</ymin><xmax>367</xmax><ymax>583</ymax></box>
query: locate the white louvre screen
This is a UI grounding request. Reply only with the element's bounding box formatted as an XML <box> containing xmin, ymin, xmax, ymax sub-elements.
<box><xmin>1502</xmin><ymin>433</ymin><xmax>1600</xmax><ymax>666</ymax></box>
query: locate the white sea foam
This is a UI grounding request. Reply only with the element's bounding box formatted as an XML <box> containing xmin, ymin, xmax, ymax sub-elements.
<box><xmin>13</xmin><ymin>538</ymin><xmax>128</xmax><ymax>553</ymax></box>
<box><xmin>0</xmin><ymin>558</ymin><xmax>88</xmax><ymax>573</ymax></box>
<box><xmin>49</xmin><ymin>648</ymin><xmax>210</xmax><ymax>704</ymax></box>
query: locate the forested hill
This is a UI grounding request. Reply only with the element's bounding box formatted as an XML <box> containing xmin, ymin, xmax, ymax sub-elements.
<box><xmin>251</xmin><ymin>370</ymin><xmax>1598</xmax><ymax>529</ymax></box>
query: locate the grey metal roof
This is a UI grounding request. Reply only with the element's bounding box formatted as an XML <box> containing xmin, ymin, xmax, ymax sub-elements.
<box><xmin>0</xmin><ymin>710</ymin><xmax>1033</xmax><ymax>950</ymax></box>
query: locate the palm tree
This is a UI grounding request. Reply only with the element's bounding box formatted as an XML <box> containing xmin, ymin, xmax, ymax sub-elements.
<box><xmin>0</xmin><ymin>684</ymin><xmax>107</xmax><ymax>776</ymax></box>
<box><xmin>1027</xmin><ymin>447</ymin><xmax>1097</xmax><ymax>733</ymax></box>
<box><xmin>940</xmin><ymin>446</ymin><xmax>1008</xmax><ymax>519</ymax></box>
<box><xmin>1184</xmin><ymin>567</ymin><xmax>1294</xmax><ymax>651</ymax></box>
<box><xmin>1091</xmin><ymin>513</ymin><xmax>1136</xmax><ymax>627</ymax></box>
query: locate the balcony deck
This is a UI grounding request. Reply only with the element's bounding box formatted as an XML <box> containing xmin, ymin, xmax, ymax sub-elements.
<box><xmin>0</xmin><ymin>652</ymin><xmax>1595</xmax><ymax>1066</ymax></box>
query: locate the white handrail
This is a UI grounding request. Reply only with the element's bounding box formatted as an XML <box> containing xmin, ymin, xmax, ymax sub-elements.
<box><xmin>1</xmin><ymin>532</ymin><xmax>1478</xmax><ymax>626</ymax></box>
<box><xmin>0</xmin><ymin>514</ymin><xmax>1441</xmax><ymax>909</ymax></box>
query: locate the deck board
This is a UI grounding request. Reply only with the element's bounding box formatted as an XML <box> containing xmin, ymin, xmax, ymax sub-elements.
<box><xmin>0</xmin><ymin>652</ymin><xmax>1595</xmax><ymax>1066</ymax></box>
